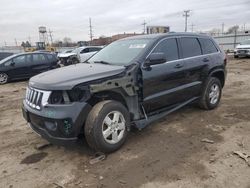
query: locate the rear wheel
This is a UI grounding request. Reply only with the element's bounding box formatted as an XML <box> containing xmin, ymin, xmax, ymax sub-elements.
<box><xmin>234</xmin><ymin>55</ymin><xmax>238</xmax><ymax>58</ymax></box>
<box><xmin>84</xmin><ymin>100</ymin><xmax>130</xmax><ymax>153</ymax></box>
<box><xmin>0</xmin><ymin>73</ymin><xmax>8</xmax><ymax>84</ymax></box>
<box><xmin>199</xmin><ymin>77</ymin><xmax>222</xmax><ymax>110</ymax></box>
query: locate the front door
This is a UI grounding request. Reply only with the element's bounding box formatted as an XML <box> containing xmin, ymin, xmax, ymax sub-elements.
<box><xmin>142</xmin><ymin>38</ymin><xmax>187</xmax><ymax>113</ymax></box>
<box><xmin>7</xmin><ymin>54</ymin><xmax>32</xmax><ymax>79</ymax></box>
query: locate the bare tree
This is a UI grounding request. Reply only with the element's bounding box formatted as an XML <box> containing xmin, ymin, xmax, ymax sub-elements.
<box><xmin>227</xmin><ymin>25</ymin><xmax>239</xmax><ymax>34</ymax></box>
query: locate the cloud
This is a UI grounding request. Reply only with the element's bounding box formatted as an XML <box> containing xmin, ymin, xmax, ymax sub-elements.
<box><xmin>0</xmin><ymin>0</ymin><xmax>250</xmax><ymax>46</ymax></box>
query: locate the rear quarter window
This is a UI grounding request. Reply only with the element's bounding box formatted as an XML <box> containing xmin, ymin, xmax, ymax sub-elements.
<box><xmin>47</xmin><ymin>54</ymin><xmax>56</xmax><ymax>61</ymax></box>
<box><xmin>199</xmin><ymin>38</ymin><xmax>218</xmax><ymax>54</ymax></box>
<box><xmin>180</xmin><ymin>37</ymin><xmax>202</xmax><ymax>58</ymax></box>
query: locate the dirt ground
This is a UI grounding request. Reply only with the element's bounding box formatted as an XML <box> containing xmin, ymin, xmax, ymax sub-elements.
<box><xmin>0</xmin><ymin>58</ymin><xmax>250</xmax><ymax>188</ymax></box>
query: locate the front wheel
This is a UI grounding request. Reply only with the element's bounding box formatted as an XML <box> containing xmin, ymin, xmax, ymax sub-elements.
<box><xmin>84</xmin><ymin>100</ymin><xmax>130</xmax><ymax>153</ymax></box>
<box><xmin>199</xmin><ymin>77</ymin><xmax>222</xmax><ymax>110</ymax></box>
<box><xmin>0</xmin><ymin>73</ymin><xmax>8</xmax><ymax>84</ymax></box>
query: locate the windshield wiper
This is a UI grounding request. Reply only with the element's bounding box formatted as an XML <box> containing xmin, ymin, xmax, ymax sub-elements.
<box><xmin>94</xmin><ymin>60</ymin><xmax>111</xmax><ymax>65</ymax></box>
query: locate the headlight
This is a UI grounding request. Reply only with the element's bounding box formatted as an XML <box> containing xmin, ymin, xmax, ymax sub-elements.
<box><xmin>49</xmin><ymin>91</ymin><xmax>63</xmax><ymax>104</ymax></box>
<box><xmin>48</xmin><ymin>89</ymin><xmax>88</xmax><ymax>104</ymax></box>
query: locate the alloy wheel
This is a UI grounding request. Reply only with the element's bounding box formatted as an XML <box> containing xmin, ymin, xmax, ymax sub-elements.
<box><xmin>102</xmin><ymin>111</ymin><xmax>126</xmax><ymax>144</ymax></box>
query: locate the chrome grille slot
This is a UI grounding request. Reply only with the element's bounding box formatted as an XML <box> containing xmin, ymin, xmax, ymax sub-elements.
<box><xmin>25</xmin><ymin>87</ymin><xmax>51</xmax><ymax>110</ymax></box>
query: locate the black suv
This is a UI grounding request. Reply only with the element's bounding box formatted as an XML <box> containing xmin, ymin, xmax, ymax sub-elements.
<box><xmin>22</xmin><ymin>33</ymin><xmax>227</xmax><ymax>153</ymax></box>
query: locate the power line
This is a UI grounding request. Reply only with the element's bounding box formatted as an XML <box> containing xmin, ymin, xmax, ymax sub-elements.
<box><xmin>142</xmin><ymin>20</ymin><xmax>147</xmax><ymax>34</ymax></box>
<box><xmin>183</xmin><ymin>10</ymin><xmax>191</xmax><ymax>32</ymax></box>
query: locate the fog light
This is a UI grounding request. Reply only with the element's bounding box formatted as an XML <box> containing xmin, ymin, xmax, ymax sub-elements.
<box><xmin>63</xmin><ymin>119</ymin><xmax>73</xmax><ymax>135</ymax></box>
<box><xmin>45</xmin><ymin>121</ymin><xmax>57</xmax><ymax>131</ymax></box>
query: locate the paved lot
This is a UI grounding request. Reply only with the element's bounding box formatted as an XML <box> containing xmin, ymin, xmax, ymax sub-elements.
<box><xmin>0</xmin><ymin>58</ymin><xmax>250</xmax><ymax>188</ymax></box>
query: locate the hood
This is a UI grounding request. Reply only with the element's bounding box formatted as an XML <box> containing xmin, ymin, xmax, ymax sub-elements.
<box><xmin>57</xmin><ymin>52</ymin><xmax>77</xmax><ymax>58</ymax></box>
<box><xmin>29</xmin><ymin>63</ymin><xmax>125</xmax><ymax>90</ymax></box>
<box><xmin>236</xmin><ymin>44</ymin><xmax>250</xmax><ymax>49</ymax></box>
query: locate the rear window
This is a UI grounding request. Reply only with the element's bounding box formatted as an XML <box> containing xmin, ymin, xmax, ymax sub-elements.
<box><xmin>180</xmin><ymin>37</ymin><xmax>202</xmax><ymax>58</ymax></box>
<box><xmin>47</xmin><ymin>54</ymin><xmax>56</xmax><ymax>61</ymax></box>
<box><xmin>33</xmin><ymin>54</ymin><xmax>47</xmax><ymax>63</ymax></box>
<box><xmin>199</xmin><ymin>38</ymin><xmax>218</xmax><ymax>54</ymax></box>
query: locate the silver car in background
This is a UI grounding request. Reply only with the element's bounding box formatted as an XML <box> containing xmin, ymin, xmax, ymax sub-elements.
<box><xmin>234</xmin><ymin>39</ymin><xmax>250</xmax><ymax>58</ymax></box>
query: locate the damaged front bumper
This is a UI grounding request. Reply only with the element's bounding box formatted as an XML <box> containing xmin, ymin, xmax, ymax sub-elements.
<box><xmin>22</xmin><ymin>100</ymin><xmax>92</xmax><ymax>145</ymax></box>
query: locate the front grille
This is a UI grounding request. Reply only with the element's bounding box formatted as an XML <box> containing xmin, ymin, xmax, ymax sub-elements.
<box><xmin>25</xmin><ymin>87</ymin><xmax>51</xmax><ymax>110</ymax></box>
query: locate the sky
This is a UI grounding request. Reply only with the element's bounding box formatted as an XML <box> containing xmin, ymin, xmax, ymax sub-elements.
<box><xmin>0</xmin><ymin>0</ymin><xmax>250</xmax><ymax>46</ymax></box>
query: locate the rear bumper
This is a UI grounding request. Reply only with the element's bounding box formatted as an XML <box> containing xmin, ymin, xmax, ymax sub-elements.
<box><xmin>22</xmin><ymin>100</ymin><xmax>92</xmax><ymax>145</ymax></box>
<box><xmin>234</xmin><ymin>49</ymin><xmax>250</xmax><ymax>57</ymax></box>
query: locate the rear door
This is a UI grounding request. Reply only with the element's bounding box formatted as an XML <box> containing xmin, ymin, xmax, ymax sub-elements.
<box><xmin>30</xmin><ymin>53</ymin><xmax>50</xmax><ymax>75</ymax></box>
<box><xmin>179</xmin><ymin>37</ymin><xmax>211</xmax><ymax>98</ymax></box>
<box><xmin>142</xmin><ymin>38</ymin><xmax>187</xmax><ymax>113</ymax></box>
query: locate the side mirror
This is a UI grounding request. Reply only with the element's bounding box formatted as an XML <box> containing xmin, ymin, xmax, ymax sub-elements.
<box><xmin>10</xmin><ymin>62</ymin><xmax>15</xmax><ymax>66</ymax></box>
<box><xmin>144</xmin><ymin>52</ymin><xmax>166</xmax><ymax>67</ymax></box>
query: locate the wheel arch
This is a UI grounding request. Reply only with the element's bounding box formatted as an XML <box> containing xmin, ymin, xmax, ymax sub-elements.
<box><xmin>209</xmin><ymin>70</ymin><xmax>225</xmax><ymax>87</ymax></box>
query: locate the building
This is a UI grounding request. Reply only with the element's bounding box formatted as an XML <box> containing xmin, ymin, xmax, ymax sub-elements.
<box><xmin>147</xmin><ymin>26</ymin><xmax>170</xmax><ymax>34</ymax></box>
<box><xmin>90</xmin><ymin>32</ymin><xmax>142</xmax><ymax>46</ymax></box>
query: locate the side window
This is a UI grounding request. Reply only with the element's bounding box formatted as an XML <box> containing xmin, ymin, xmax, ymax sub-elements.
<box><xmin>13</xmin><ymin>55</ymin><xmax>26</xmax><ymax>64</ymax></box>
<box><xmin>152</xmin><ymin>38</ymin><xmax>179</xmax><ymax>61</ymax></box>
<box><xmin>47</xmin><ymin>54</ymin><xmax>56</xmax><ymax>61</ymax></box>
<box><xmin>89</xmin><ymin>47</ymin><xmax>101</xmax><ymax>52</ymax></box>
<box><xmin>33</xmin><ymin>54</ymin><xmax>47</xmax><ymax>63</ymax></box>
<box><xmin>180</xmin><ymin>37</ymin><xmax>202</xmax><ymax>58</ymax></box>
<box><xmin>199</xmin><ymin>38</ymin><xmax>218</xmax><ymax>54</ymax></box>
<box><xmin>80</xmin><ymin>48</ymin><xmax>90</xmax><ymax>53</ymax></box>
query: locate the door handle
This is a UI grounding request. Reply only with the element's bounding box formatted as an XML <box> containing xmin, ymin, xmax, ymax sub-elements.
<box><xmin>203</xmin><ymin>58</ymin><xmax>209</xmax><ymax>62</ymax></box>
<box><xmin>174</xmin><ymin>64</ymin><xmax>183</xmax><ymax>69</ymax></box>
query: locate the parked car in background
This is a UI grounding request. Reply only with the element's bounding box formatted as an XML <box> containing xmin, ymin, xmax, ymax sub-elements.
<box><xmin>0</xmin><ymin>52</ymin><xmax>14</xmax><ymax>61</ymax></box>
<box><xmin>234</xmin><ymin>39</ymin><xmax>250</xmax><ymax>58</ymax></box>
<box><xmin>0</xmin><ymin>52</ymin><xmax>58</xmax><ymax>84</ymax></box>
<box><xmin>22</xmin><ymin>33</ymin><xmax>227</xmax><ymax>153</ymax></box>
<box><xmin>57</xmin><ymin>46</ymin><xmax>102</xmax><ymax>66</ymax></box>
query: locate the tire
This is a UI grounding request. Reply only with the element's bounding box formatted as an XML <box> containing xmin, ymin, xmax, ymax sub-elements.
<box><xmin>199</xmin><ymin>77</ymin><xmax>222</xmax><ymax>110</ymax></box>
<box><xmin>0</xmin><ymin>73</ymin><xmax>8</xmax><ymax>85</ymax></box>
<box><xmin>84</xmin><ymin>100</ymin><xmax>130</xmax><ymax>153</ymax></box>
<box><xmin>234</xmin><ymin>55</ymin><xmax>238</xmax><ymax>58</ymax></box>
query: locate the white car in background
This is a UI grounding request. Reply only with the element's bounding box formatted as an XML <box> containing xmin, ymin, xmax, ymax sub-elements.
<box><xmin>58</xmin><ymin>46</ymin><xmax>103</xmax><ymax>66</ymax></box>
<box><xmin>234</xmin><ymin>39</ymin><xmax>250</xmax><ymax>58</ymax></box>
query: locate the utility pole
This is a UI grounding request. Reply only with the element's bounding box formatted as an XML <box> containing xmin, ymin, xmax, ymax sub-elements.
<box><xmin>183</xmin><ymin>10</ymin><xmax>191</xmax><ymax>32</ymax></box>
<box><xmin>48</xmin><ymin>29</ymin><xmax>53</xmax><ymax>45</ymax></box>
<box><xmin>89</xmin><ymin>17</ymin><xmax>93</xmax><ymax>44</ymax></box>
<box><xmin>221</xmin><ymin>23</ymin><xmax>225</xmax><ymax>35</ymax></box>
<box><xmin>142</xmin><ymin>20</ymin><xmax>147</xmax><ymax>34</ymax></box>
<box><xmin>190</xmin><ymin>23</ymin><xmax>195</xmax><ymax>32</ymax></box>
<box><xmin>14</xmin><ymin>38</ymin><xmax>18</xmax><ymax>46</ymax></box>
<box><xmin>28</xmin><ymin>36</ymin><xmax>32</xmax><ymax>46</ymax></box>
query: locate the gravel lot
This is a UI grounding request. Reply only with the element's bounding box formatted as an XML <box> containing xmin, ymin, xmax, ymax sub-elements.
<box><xmin>0</xmin><ymin>58</ymin><xmax>250</xmax><ymax>188</ymax></box>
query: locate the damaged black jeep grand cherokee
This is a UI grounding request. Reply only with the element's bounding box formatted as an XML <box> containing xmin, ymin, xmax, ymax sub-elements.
<box><xmin>22</xmin><ymin>33</ymin><xmax>227</xmax><ymax>153</ymax></box>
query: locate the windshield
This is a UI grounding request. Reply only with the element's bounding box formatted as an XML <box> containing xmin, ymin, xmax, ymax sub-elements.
<box><xmin>240</xmin><ymin>40</ymin><xmax>250</xmax><ymax>45</ymax></box>
<box><xmin>88</xmin><ymin>39</ymin><xmax>152</xmax><ymax>66</ymax></box>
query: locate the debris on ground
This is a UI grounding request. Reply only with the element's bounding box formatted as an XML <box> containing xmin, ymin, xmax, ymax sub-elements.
<box><xmin>233</xmin><ymin>151</ymin><xmax>250</xmax><ymax>166</ymax></box>
<box><xmin>52</xmin><ymin>182</ymin><xmax>64</xmax><ymax>188</ymax></box>
<box><xmin>118</xmin><ymin>180</ymin><xmax>127</xmax><ymax>184</ymax></box>
<box><xmin>89</xmin><ymin>152</ymin><xmax>106</xmax><ymax>165</ymax></box>
<box><xmin>35</xmin><ymin>142</ymin><xmax>52</xmax><ymax>150</ymax></box>
<box><xmin>201</xmin><ymin>138</ymin><xmax>215</xmax><ymax>144</ymax></box>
